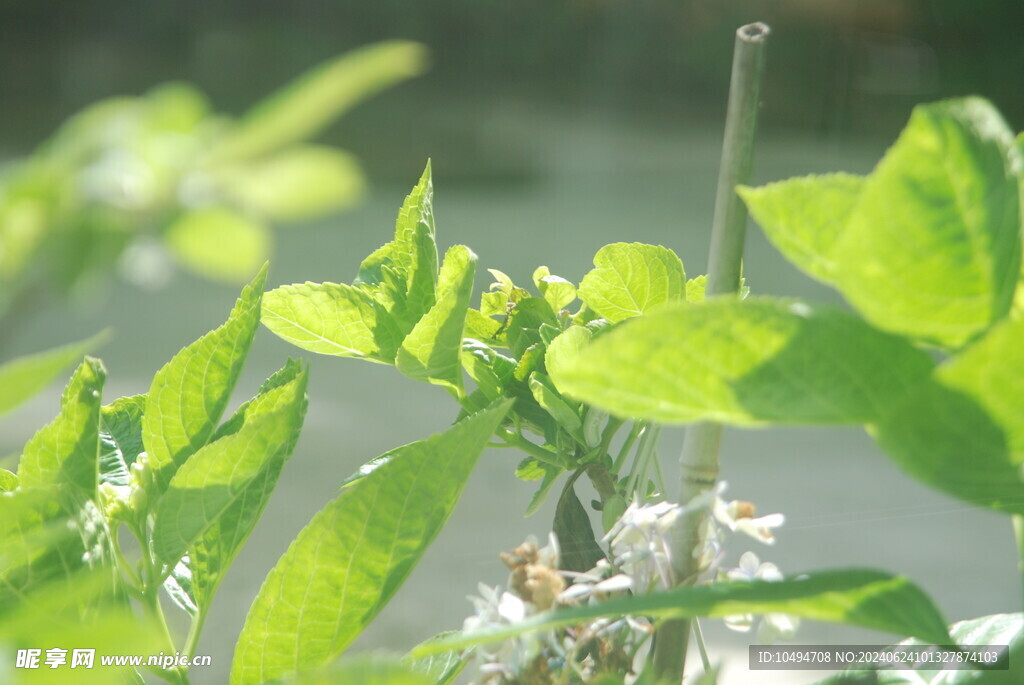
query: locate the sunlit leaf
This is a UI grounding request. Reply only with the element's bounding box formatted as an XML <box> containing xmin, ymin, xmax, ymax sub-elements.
<box><xmin>18</xmin><ymin>358</ymin><xmax>106</xmax><ymax>506</ymax></box>
<box><xmin>143</xmin><ymin>266</ymin><xmax>265</xmax><ymax>495</ymax></box>
<box><xmin>577</xmin><ymin>243</ymin><xmax>685</xmax><ymax>323</ymax></box>
<box><xmin>231</xmin><ymin>400</ymin><xmax>511</xmax><ymax>685</ymax></box>
<box><xmin>152</xmin><ymin>362</ymin><xmax>307</xmax><ymax>568</ymax></box>
<box><xmin>413</xmin><ymin>569</ymin><xmax>951</xmax><ymax>656</ymax></box>
<box><xmin>550</xmin><ymin>298</ymin><xmax>935</xmax><ymax>425</ymax></box>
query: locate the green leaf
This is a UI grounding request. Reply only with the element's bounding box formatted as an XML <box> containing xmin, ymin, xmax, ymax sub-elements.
<box><xmin>544</xmin><ymin>326</ymin><xmax>592</xmax><ymax>394</ymax></box>
<box><xmin>281</xmin><ymin>654</ymin><xmax>432</xmax><ymax>685</ymax></box>
<box><xmin>262</xmin><ymin>281</ymin><xmax>404</xmax><ymax>362</ymax></box>
<box><xmin>873</xmin><ymin>314</ymin><xmax>1024</xmax><ymax>514</ymax></box>
<box><xmin>98</xmin><ymin>394</ymin><xmax>147</xmax><ymax>487</ymax></box>
<box><xmin>165</xmin><ymin>207</ymin><xmax>271</xmax><ymax>284</ymax></box>
<box><xmin>461</xmin><ymin>339</ymin><xmax>515</xmax><ymax>401</ymax></box>
<box><xmin>685</xmin><ymin>275</ymin><xmax>706</xmax><ymax>302</ymax></box>
<box><xmin>813</xmin><ymin>613</ymin><xmax>1023</xmax><ymax>684</ymax></box>
<box><xmin>550</xmin><ymin>298</ymin><xmax>936</xmax><ymax>425</ymax></box>
<box><xmin>405</xmin><ymin>632</ymin><xmax>468</xmax><ymax>685</ymax></box>
<box><xmin>152</xmin><ymin>362</ymin><xmax>308</xmax><ymax>569</ymax></box>
<box><xmin>533</xmin><ymin>266</ymin><xmax>577</xmax><ymax>311</ymax></box>
<box><xmin>0</xmin><ymin>469</ymin><xmax>16</xmax><ymax>492</ymax></box>
<box><xmin>230</xmin><ymin>400</ymin><xmax>511</xmax><ymax>685</ymax></box>
<box><xmin>0</xmin><ymin>330</ymin><xmax>109</xmax><ymax>416</ymax></box>
<box><xmin>831</xmin><ymin>98</ymin><xmax>1020</xmax><ymax>349</ymax></box>
<box><xmin>739</xmin><ymin>173</ymin><xmax>864</xmax><ymax>284</ymax></box>
<box><xmin>18</xmin><ymin>358</ymin><xmax>106</xmax><ymax>505</ymax></box>
<box><xmin>553</xmin><ymin>476</ymin><xmax>604</xmax><ymax>573</ymax></box>
<box><xmin>207</xmin><ymin>40</ymin><xmax>427</xmax><ymax>163</ymax></box>
<box><xmin>356</xmin><ymin>163</ymin><xmax>438</xmax><ymax>337</ymax></box>
<box><xmin>143</xmin><ymin>266</ymin><xmax>265</xmax><ymax>495</ymax></box>
<box><xmin>187</xmin><ymin>359</ymin><xmax>309</xmax><ymax>612</ymax></box>
<box><xmin>506</xmin><ymin>298</ymin><xmax>558</xmax><ymax>359</ymax></box>
<box><xmin>413</xmin><ymin>569</ymin><xmax>951</xmax><ymax>656</ymax></box>
<box><xmin>577</xmin><ymin>243</ymin><xmax>685</xmax><ymax>323</ymax></box>
<box><xmin>216</xmin><ymin>145</ymin><xmax>364</xmax><ymax>222</ymax></box>
<box><xmin>529</xmin><ymin>372</ymin><xmax>583</xmax><ymax>439</ymax></box>
<box><xmin>396</xmin><ymin>244</ymin><xmax>476</xmax><ymax>395</ymax></box>
<box><xmin>525</xmin><ymin>464</ymin><xmax>561</xmax><ymax>516</ymax></box>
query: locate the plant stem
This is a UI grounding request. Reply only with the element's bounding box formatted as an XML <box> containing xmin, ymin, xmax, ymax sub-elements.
<box><xmin>654</xmin><ymin>22</ymin><xmax>770</xmax><ymax>683</ymax></box>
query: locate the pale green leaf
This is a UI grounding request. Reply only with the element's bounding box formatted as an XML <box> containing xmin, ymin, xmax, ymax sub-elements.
<box><xmin>98</xmin><ymin>394</ymin><xmax>147</xmax><ymax>487</ymax></box>
<box><xmin>230</xmin><ymin>400</ymin><xmax>511</xmax><ymax>685</ymax></box>
<box><xmin>356</xmin><ymin>162</ymin><xmax>438</xmax><ymax>337</ymax></box>
<box><xmin>739</xmin><ymin>173</ymin><xmax>864</xmax><ymax>284</ymax></box>
<box><xmin>873</xmin><ymin>314</ymin><xmax>1024</xmax><ymax>514</ymax></box>
<box><xmin>216</xmin><ymin>145</ymin><xmax>364</xmax><ymax>222</ymax></box>
<box><xmin>544</xmin><ymin>325</ymin><xmax>592</xmax><ymax>392</ymax></box>
<box><xmin>0</xmin><ymin>330</ymin><xmax>109</xmax><ymax>416</ymax></box>
<box><xmin>18</xmin><ymin>358</ymin><xmax>106</xmax><ymax>505</ymax></box>
<box><xmin>262</xmin><ymin>281</ymin><xmax>404</xmax><ymax>362</ymax></box>
<box><xmin>831</xmin><ymin>98</ymin><xmax>1020</xmax><ymax>349</ymax></box>
<box><xmin>414</xmin><ymin>569</ymin><xmax>951</xmax><ymax>656</ymax></box>
<box><xmin>165</xmin><ymin>207</ymin><xmax>270</xmax><ymax>283</ymax></box>
<box><xmin>577</xmin><ymin>243</ymin><xmax>685</xmax><ymax>323</ymax></box>
<box><xmin>685</xmin><ymin>275</ymin><xmax>706</xmax><ymax>302</ymax></box>
<box><xmin>152</xmin><ymin>363</ymin><xmax>308</xmax><ymax>568</ymax></box>
<box><xmin>533</xmin><ymin>266</ymin><xmax>577</xmax><ymax>311</ymax></box>
<box><xmin>188</xmin><ymin>359</ymin><xmax>308</xmax><ymax>612</ymax></box>
<box><xmin>0</xmin><ymin>468</ymin><xmax>16</xmax><ymax>491</ymax></box>
<box><xmin>396</xmin><ymin>244</ymin><xmax>476</xmax><ymax>395</ymax></box>
<box><xmin>207</xmin><ymin>41</ymin><xmax>427</xmax><ymax>163</ymax></box>
<box><xmin>549</xmin><ymin>298</ymin><xmax>936</xmax><ymax>425</ymax></box>
<box><xmin>143</xmin><ymin>266</ymin><xmax>265</xmax><ymax>494</ymax></box>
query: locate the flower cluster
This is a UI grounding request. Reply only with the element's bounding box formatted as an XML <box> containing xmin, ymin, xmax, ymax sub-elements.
<box><xmin>461</xmin><ymin>483</ymin><xmax>796</xmax><ymax>683</ymax></box>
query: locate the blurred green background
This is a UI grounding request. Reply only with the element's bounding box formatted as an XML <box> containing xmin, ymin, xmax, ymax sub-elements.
<box><xmin>2</xmin><ymin>1</ymin><xmax>1021</xmax><ymax>683</ymax></box>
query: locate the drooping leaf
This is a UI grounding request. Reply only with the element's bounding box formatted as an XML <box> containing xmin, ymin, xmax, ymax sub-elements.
<box><xmin>98</xmin><ymin>394</ymin><xmax>147</xmax><ymax>487</ymax></box>
<box><xmin>553</xmin><ymin>476</ymin><xmax>604</xmax><ymax>573</ymax></box>
<box><xmin>188</xmin><ymin>359</ymin><xmax>309</xmax><ymax>612</ymax></box>
<box><xmin>577</xmin><ymin>243</ymin><xmax>685</xmax><ymax>323</ymax></box>
<box><xmin>18</xmin><ymin>358</ymin><xmax>106</xmax><ymax>506</ymax></box>
<box><xmin>550</xmin><ymin>298</ymin><xmax>935</xmax><ymax>425</ymax></box>
<box><xmin>0</xmin><ymin>330</ymin><xmax>109</xmax><ymax>416</ymax></box>
<box><xmin>216</xmin><ymin>145</ymin><xmax>364</xmax><ymax>222</ymax></box>
<box><xmin>461</xmin><ymin>339</ymin><xmax>515</xmax><ymax>401</ymax></box>
<box><xmin>830</xmin><ymin>98</ymin><xmax>1020</xmax><ymax>349</ymax></box>
<box><xmin>396</xmin><ymin>244</ymin><xmax>476</xmax><ymax>395</ymax></box>
<box><xmin>739</xmin><ymin>173</ymin><xmax>864</xmax><ymax>284</ymax></box>
<box><xmin>414</xmin><ymin>569</ymin><xmax>951</xmax><ymax>656</ymax></box>
<box><xmin>873</xmin><ymin>314</ymin><xmax>1024</xmax><ymax>514</ymax></box>
<box><xmin>230</xmin><ymin>400</ymin><xmax>511</xmax><ymax>685</ymax></box>
<box><xmin>529</xmin><ymin>372</ymin><xmax>582</xmax><ymax>440</ymax></box>
<box><xmin>207</xmin><ymin>41</ymin><xmax>427</xmax><ymax>163</ymax></box>
<box><xmin>262</xmin><ymin>281</ymin><xmax>404</xmax><ymax>362</ymax></box>
<box><xmin>152</xmin><ymin>362</ymin><xmax>308</xmax><ymax>569</ymax></box>
<box><xmin>143</xmin><ymin>266</ymin><xmax>265</xmax><ymax>495</ymax></box>
<box><xmin>813</xmin><ymin>613</ymin><xmax>1023</xmax><ymax>684</ymax></box>
<box><xmin>164</xmin><ymin>207</ymin><xmax>271</xmax><ymax>283</ymax></box>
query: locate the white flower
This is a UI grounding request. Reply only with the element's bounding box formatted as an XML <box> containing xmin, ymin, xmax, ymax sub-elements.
<box><xmin>713</xmin><ymin>492</ymin><xmax>785</xmax><ymax>545</ymax></box>
<box><xmin>721</xmin><ymin>552</ymin><xmax>800</xmax><ymax>643</ymax></box>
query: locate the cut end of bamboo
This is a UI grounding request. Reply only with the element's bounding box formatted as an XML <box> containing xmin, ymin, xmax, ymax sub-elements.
<box><xmin>738</xmin><ymin>22</ymin><xmax>771</xmax><ymax>43</ymax></box>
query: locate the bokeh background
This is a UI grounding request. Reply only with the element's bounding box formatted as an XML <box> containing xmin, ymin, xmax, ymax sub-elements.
<box><xmin>2</xmin><ymin>1</ymin><xmax>1022</xmax><ymax>683</ymax></box>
